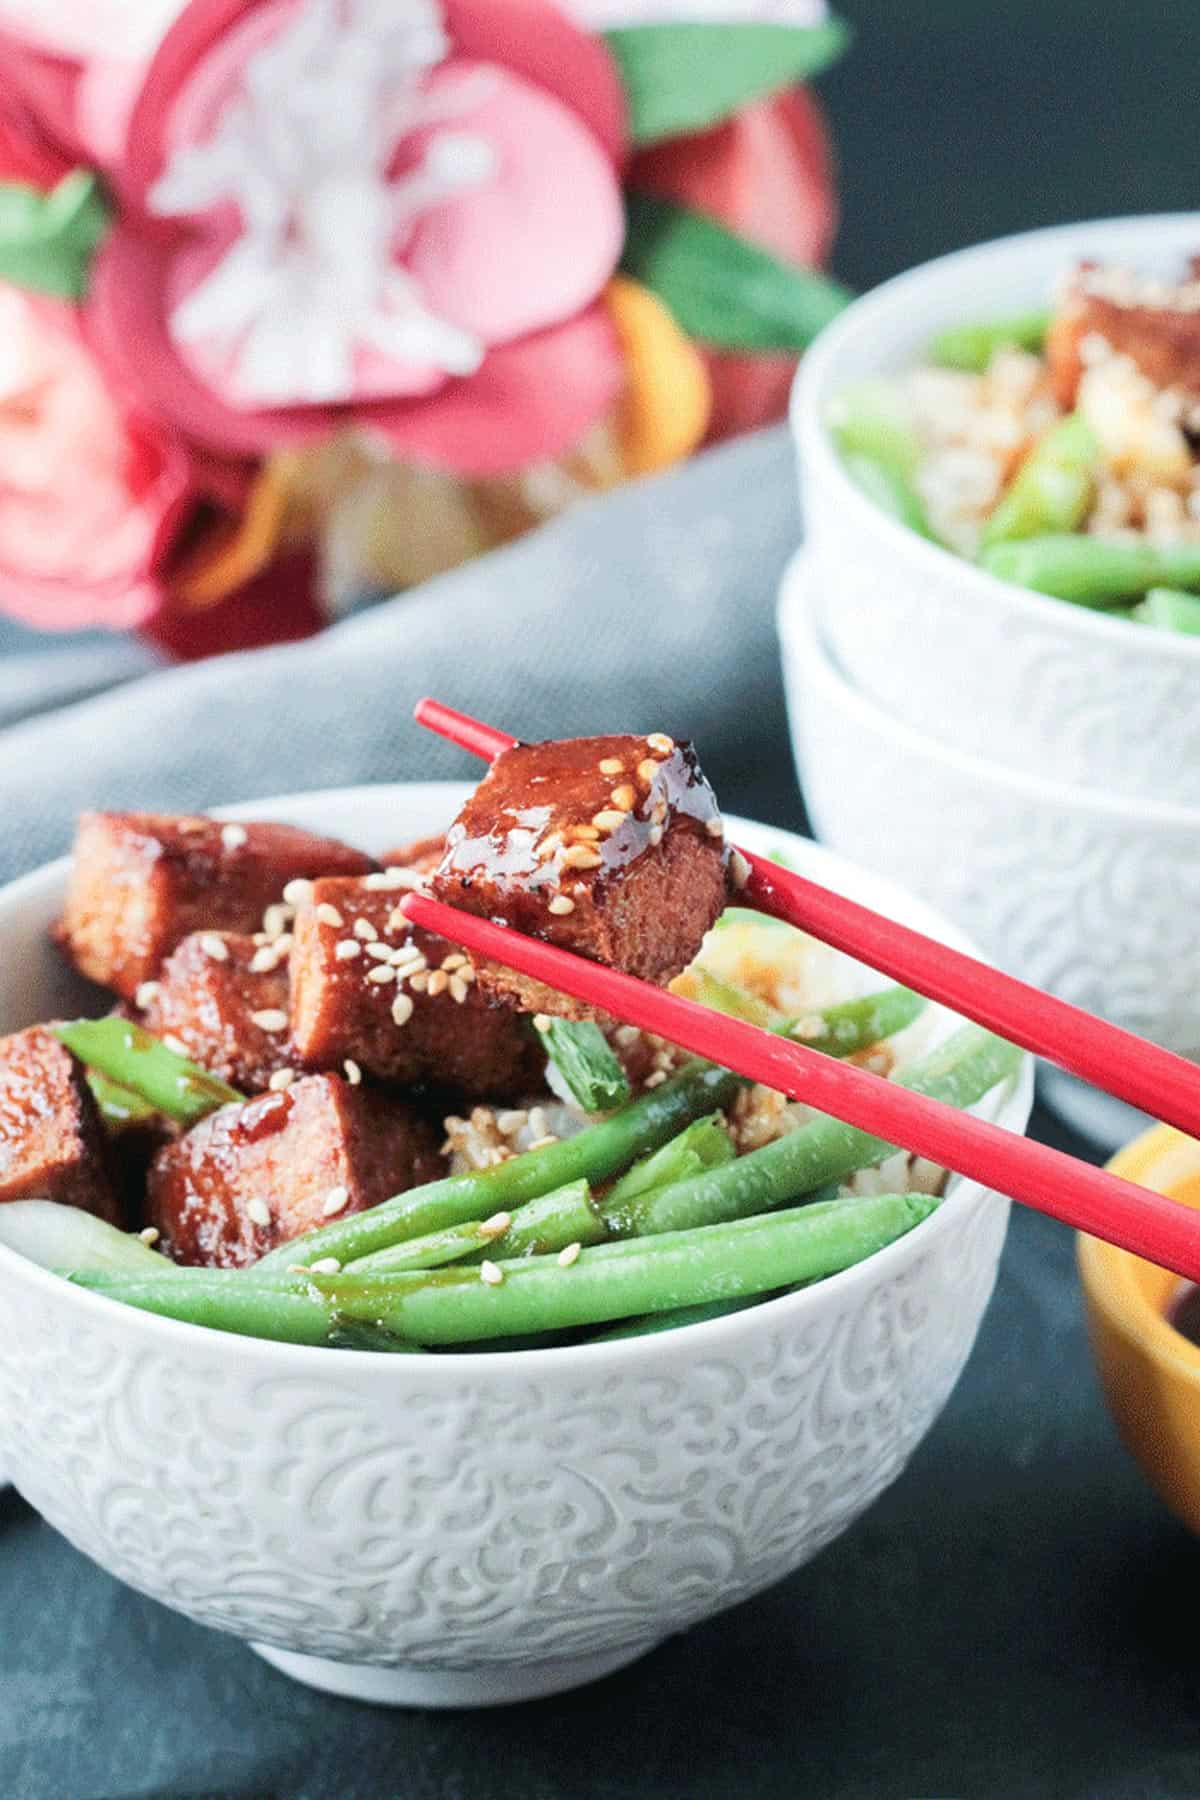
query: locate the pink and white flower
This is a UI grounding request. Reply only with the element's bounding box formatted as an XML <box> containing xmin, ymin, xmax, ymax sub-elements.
<box><xmin>90</xmin><ymin>0</ymin><xmax>629</xmax><ymax>474</ymax></box>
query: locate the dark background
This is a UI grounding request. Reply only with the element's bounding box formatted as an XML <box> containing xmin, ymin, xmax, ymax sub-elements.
<box><xmin>5</xmin><ymin>6</ymin><xmax>1200</xmax><ymax>1798</ymax></box>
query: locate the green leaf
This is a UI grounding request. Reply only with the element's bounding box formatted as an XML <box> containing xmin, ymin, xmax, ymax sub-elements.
<box><xmin>621</xmin><ymin>193</ymin><xmax>852</xmax><ymax>351</ymax></box>
<box><xmin>607</xmin><ymin>19</ymin><xmax>850</xmax><ymax>145</ymax></box>
<box><xmin>0</xmin><ymin>171</ymin><xmax>110</xmax><ymax>301</ymax></box>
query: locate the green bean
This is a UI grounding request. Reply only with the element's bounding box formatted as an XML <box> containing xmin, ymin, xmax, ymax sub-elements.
<box><xmin>55</xmin><ymin>1018</ymin><xmax>242</xmax><ymax>1125</ymax></box>
<box><xmin>588</xmin><ymin>1297</ymin><xmax>764</xmax><ymax>1340</ymax></box>
<box><xmin>928</xmin><ymin>309</ymin><xmax>1052</xmax><ymax>372</ymax></box>
<box><xmin>535</xmin><ymin>1017</ymin><xmax>630</xmax><ymax>1112</ymax></box>
<box><xmin>1132</xmin><ymin>586</ymin><xmax>1200</xmax><ymax>636</ymax></box>
<box><xmin>785</xmin><ymin>986</ymin><xmax>927</xmax><ymax>1056</ymax></box>
<box><xmin>827</xmin><ymin>381</ymin><xmax>935</xmax><ymax>539</ymax></box>
<box><xmin>351</xmin><ymin>1180</ymin><xmax>607</xmax><ymax>1273</ymax></box>
<box><xmin>841</xmin><ymin>450</ymin><xmax>934</xmax><ymax>538</ymax></box>
<box><xmin>603</xmin><ymin>1113</ymin><xmax>735</xmax><ymax>1213</ymax></box>
<box><xmin>255</xmin><ymin>1059</ymin><xmax>743</xmax><ymax>1270</ymax></box>
<box><xmin>980</xmin><ymin>534</ymin><xmax>1200</xmax><ymax>606</ymax></box>
<box><xmin>980</xmin><ymin>415</ymin><xmax>1099</xmax><ymax>547</ymax></box>
<box><xmin>86</xmin><ymin>1070</ymin><xmax>159</xmax><ymax>1131</ymax></box>
<box><xmin>65</xmin><ymin>1267</ymin><xmax>414</xmax><ymax>1350</ymax></box>
<box><xmin>610</xmin><ymin>1024</ymin><xmax>1019</xmax><ymax>1238</ymax></box>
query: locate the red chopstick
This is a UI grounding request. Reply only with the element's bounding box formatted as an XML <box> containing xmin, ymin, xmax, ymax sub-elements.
<box><xmin>414</xmin><ymin>696</ymin><xmax>1200</xmax><ymax>1140</ymax></box>
<box><xmin>403</xmin><ymin>889</ymin><xmax>1200</xmax><ymax>1281</ymax></box>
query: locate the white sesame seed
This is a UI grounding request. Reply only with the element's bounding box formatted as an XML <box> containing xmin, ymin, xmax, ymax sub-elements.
<box><xmin>343</xmin><ymin>1058</ymin><xmax>362</xmax><ymax>1086</ymax></box>
<box><xmin>315</xmin><ymin>902</ymin><xmax>344</xmax><ymax>928</ymax></box>
<box><xmin>246</xmin><ymin>1198</ymin><xmax>272</xmax><ymax>1228</ymax></box>
<box><xmin>268</xmin><ymin>1068</ymin><xmax>296</xmax><ymax>1090</ymax></box>
<box><xmin>391</xmin><ymin>992</ymin><xmax>414</xmax><ymax>1027</ymax></box>
<box><xmin>364</xmin><ymin>866</ymin><xmax>417</xmax><ymax>891</ymax></box>
<box><xmin>335</xmin><ymin>939</ymin><xmax>362</xmax><ymax>961</ymax></box>
<box><xmin>162</xmin><ymin>1034</ymin><xmax>189</xmax><ymax>1057</ymax></box>
<box><xmin>427</xmin><ymin>969</ymin><xmax>449</xmax><ymax>997</ymax></box>
<box><xmin>459</xmin><ymin>965</ymin><xmax>476</xmax><ymax>985</ymax></box>
<box><xmin>533</xmin><ymin>1014</ymin><xmax>552</xmax><ymax>1033</ymax></box>
<box><xmin>615</xmin><ymin>1025</ymin><xmax>641</xmax><ymax>1048</ymax></box>
<box><xmin>262</xmin><ymin>903</ymin><xmax>294</xmax><ymax>940</ymax></box>
<box><xmin>705</xmin><ymin>815</ymin><xmax>725</xmax><ymax>838</ymax></box>
<box><xmin>479</xmin><ymin>1211</ymin><xmax>512</xmax><ymax>1240</ymax></box>
<box><xmin>592</xmin><ymin>809</ymin><xmax>627</xmax><ymax>832</ymax></box>
<box><xmin>366</xmin><ymin>964</ymin><xmax>397</xmax><ymax>985</ymax></box>
<box><xmin>648</xmin><ymin>825</ymin><xmax>663</xmax><ymax>847</ymax></box>
<box><xmin>547</xmin><ymin>894</ymin><xmax>575</xmax><ymax>916</ymax></box>
<box><xmin>637</xmin><ymin>758</ymin><xmax>660</xmax><ymax>785</ymax></box>
<box><xmin>496</xmin><ymin>1109</ymin><xmax>528</xmax><ymax>1135</ymax></box>
<box><xmin>557</xmin><ymin>1241</ymin><xmax>582</xmax><ymax>1267</ymax></box>
<box><xmin>135</xmin><ymin>980</ymin><xmax>161</xmax><ymax>1011</ymax></box>
<box><xmin>309</xmin><ymin>1256</ymin><xmax>342</xmax><ymax>1275</ymax></box>
<box><xmin>449</xmin><ymin>974</ymin><xmax>469</xmax><ymax>1004</ymax></box>
<box><xmin>440</xmin><ymin>952</ymin><xmax>467</xmax><ymax>971</ymax></box>
<box><xmin>322</xmin><ymin>1185</ymin><xmax>350</xmax><ymax>1218</ymax></box>
<box><xmin>220</xmin><ymin>823</ymin><xmax>248</xmax><ymax>851</ymax></box>
<box><xmin>408</xmin><ymin>970</ymin><xmax>429</xmax><ymax>993</ymax></box>
<box><xmin>479</xmin><ymin>1260</ymin><xmax>504</xmax><ymax>1286</ymax></box>
<box><xmin>282</xmin><ymin>878</ymin><xmax>315</xmax><ymax>908</ymax></box>
<box><xmin>390</xmin><ymin>948</ymin><xmax>427</xmax><ymax>973</ymax></box>
<box><xmin>644</xmin><ymin>1070</ymin><xmax>668</xmax><ymax>1089</ymax></box>
<box><xmin>138</xmin><ymin>1227</ymin><xmax>161</xmax><ymax>1247</ymax></box>
<box><xmin>250</xmin><ymin>1008</ymin><xmax>288</xmax><ymax>1032</ymax></box>
<box><xmin>526</xmin><ymin>1135</ymin><xmax>559</xmax><ymax>1152</ymax></box>
<box><xmin>647</xmin><ymin>733</ymin><xmax>674</xmax><ymax>755</ymax></box>
<box><xmin>598</xmin><ymin>756</ymin><xmax>625</xmax><ymax>776</ymax></box>
<box><xmin>249</xmin><ymin>945</ymin><xmax>284</xmax><ymax>974</ymax></box>
<box><xmin>561</xmin><ymin>843</ymin><xmax>602</xmax><ymax>870</ymax></box>
<box><xmin>364</xmin><ymin>940</ymin><xmax>393</xmax><ymax>961</ymax></box>
<box><xmin>730</xmin><ymin>849</ymin><xmax>750</xmax><ymax>889</ymax></box>
<box><xmin>353</xmin><ymin>917</ymin><xmax>375</xmax><ymax>941</ymax></box>
<box><xmin>200</xmin><ymin>932</ymin><xmax>229</xmax><ymax>962</ymax></box>
<box><xmin>387</xmin><ymin>906</ymin><xmax>410</xmax><ymax>934</ymax></box>
<box><xmin>610</xmin><ymin>783</ymin><xmax>636</xmax><ymax>811</ymax></box>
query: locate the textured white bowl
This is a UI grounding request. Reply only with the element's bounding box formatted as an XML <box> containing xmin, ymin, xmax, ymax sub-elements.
<box><xmin>0</xmin><ymin>783</ymin><xmax>1031</xmax><ymax>1708</ymax></box>
<box><xmin>779</xmin><ymin>551</ymin><xmax>1200</xmax><ymax>1144</ymax></box>
<box><xmin>792</xmin><ymin>212</ymin><xmax>1200</xmax><ymax>805</ymax></box>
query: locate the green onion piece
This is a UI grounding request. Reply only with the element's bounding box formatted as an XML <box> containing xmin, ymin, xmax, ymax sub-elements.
<box><xmin>87</xmin><ymin>1069</ymin><xmax>159</xmax><ymax>1131</ymax></box>
<box><xmin>1132</xmin><ymin>586</ymin><xmax>1200</xmax><ymax>636</ymax></box>
<box><xmin>55</xmin><ymin>1018</ymin><xmax>242</xmax><ymax>1126</ymax></box>
<box><xmin>604</xmin><ymin>1114</ymin><xmax>736</xmax><ymax>1212</ymax></box>
<box><xmin>928</xmin><ymin>309</ymin><xmax>1052</xmax><ymax>372</ymax></box>
<box><xmin>535</xmin><ymin>1017</ymin><xmax>631</xmax><ymax>1112</ymax></box>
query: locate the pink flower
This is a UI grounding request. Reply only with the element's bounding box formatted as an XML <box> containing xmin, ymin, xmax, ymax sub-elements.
<box><xmin>0</xmin><ymin>284</ymin><xmax>198</xmax><ymax>630</ymax></box>
<box><xmin>90</xmin><ymin>0</ymin><xmax>629</xmax><ymax>475</ymax></box>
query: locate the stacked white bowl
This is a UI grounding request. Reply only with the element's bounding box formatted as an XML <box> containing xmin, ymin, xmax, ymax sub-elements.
<box><xmin>783</xmin><ymin>214</ymin><xmax>1200</xmax><ymax>1147</ymax></box>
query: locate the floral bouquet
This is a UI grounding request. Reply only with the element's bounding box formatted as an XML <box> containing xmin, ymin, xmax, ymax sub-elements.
<box><xmin>0</xmin><ymin>0</ymin><xmax>848</xmax><ymax>655</ymax></box>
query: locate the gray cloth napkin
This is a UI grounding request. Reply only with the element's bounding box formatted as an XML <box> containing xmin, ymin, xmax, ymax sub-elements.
<box><xmin>0</xmin><ymin>425</ymin><xmax>801</xmax><ymax>885</ymax></box>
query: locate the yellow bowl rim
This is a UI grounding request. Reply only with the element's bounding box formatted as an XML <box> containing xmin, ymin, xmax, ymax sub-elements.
<box><xmin>1077</xmin><ymin>1122</ymin><xmax>1200</xmax><ymax>1382</ymax></box>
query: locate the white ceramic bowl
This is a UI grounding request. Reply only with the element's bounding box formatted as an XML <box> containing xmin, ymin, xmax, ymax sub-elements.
<box><xmin>0</xmin><ymin>783</ymin><xmax>1032</xmax><ymax>1709</ymax></box>
<box><xmin>779</xmin><ymin>551</ymin><xmax>1200</xmax><ymax>1144</ymax></box>
<box><xmin>792</xmin><ymin>212</ymin><xmax>1200</xmax><ymax>806</ymax></box>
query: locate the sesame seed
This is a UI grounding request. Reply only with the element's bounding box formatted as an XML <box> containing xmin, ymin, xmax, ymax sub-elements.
<box><xmin>569</xmin><ymin>824</ymin><xmax>601</xmax><ymax>842</ymax></box>
<box><xmin>459</xmin><ymin>965</ymin><xmax>476</xmax><ymax>984</ymax></box>
<box><xmin>532</xmin><ymin>1014</ymin><xmax>552</xmax><ymax>1033</ymax></box>
<box><xmin>309</xmin><ymin>1256</ymin><xmax>342</xmax><ymax>1275</ymax></box>
<box><xmin>268</xmin><ymin>1069</ymin><xmax>296</xmax><ymax>1090</ymax></box>
<box><xmin>557</xmin><ymin>1241</ymin><xmax>582</xmax><ymax>1267</ymax></box>
<box><xmin>138</xmin><ymin>1227</ymin><xmax>160</xmax><ymax>1247</ymax></box>
<box><xmin>353</xmin><ymin>917</ymin><xmax>376</xmax><ymax>941</ymax></box>
<box><xmin>561</xmin><ymin>844</ymin><xmax>602</xmax><ymax>870</ymax></box>
<box><xmin>246</xmin><ymin>1198</ymin><xmax>271</xmax><ymax>1228</ymax></box>
<box><xmin>135</xmin><ymin>980</ymin><xmax>161</xmax><ymax>1011</ymax></box>
<box><xmin>615</xmin><ymin>1025</ymin><xmax>641</xmax><ymax>1048</ymax></box>
<box><xmin>730</xmin><ymin>849</ymin><xmax>750</xmax><ymax>889</ymax></box>
<box><xmin>479</xmin><ymin>1211</ymin><xmax>512</xmax><ymax>1240</ymax></box>
<box><xmin>249</xmin><ymin>945</ymin><xmax>284</xmax><ymax>973</ymax></box>
<box><xmin>610</xmin><ymin>783</ymin><xmax>636</xmax><ymax>811</ymax></box>
<box><xmin>706</xmin><ymin>815</ymin><xmax>725</xmax><ymax>838</ymax></box>
<box><xmin>366</xmin><ymin>964</ymin><xmax>397</xmax><ymax>985</ymax></box>
<box><xmin>316</xmin><ymin>902</ymin><xmax>344</xmax><ymax>928</ymax></box>
<box><xmin>526</xmin><ymin>1135</ymin><xmax>559</xmax><ymax>1152</ymax></box>
<box><xmin>409</xmin><ymin>970</ymin><xmax>430</xmax><ymax>993</ymax></box>
<box><xmin>221</xmin><ymin>823</ymin><xmax>248</xmax><ymax>851</ymax></box>
<box><xmin>647</xmin><ymin>733</ymin><xmax>674</xmax><ymax>755</ymax></box>
<box><xmin>179</xmin><ymin>818</ymin><xmax>207</xmax><ymax>834</ymax></box>
<box><xmin>592</xmin><ymin>809</ymin><xmax>627</xmax><ymax>832</ymax></box>
<box><xmin>648</xmin><ymin>825</ymin><xmax>663</xmax><ymax>847</ymax></box>
<box><xmin>162</xmin><ymin>1033</ymin><xmax>189</xmax><ymax>1057</ymax></box>
<box><xmin>321</xmin><ymin>1186</ymin><xmax>350</xmax><ymax>1218</ymax></box>
<box><xmin>364</xmin><ymin>940</ymin><xmax>393</xmax><ymax>961</ymax></box>
<box><xmin>364</xmin><ymin>866</ymin><xmax>418</xmax><ymax>891</ymax></box>
<box><xmin>282</xmin><ymin>878</ymin><xmax>314</xmax><ymax>908</ymax></box>
<box><xmin>390</xmin><ymin>949</ymin><xmax>427</xmax><ymax>974</ymax></box>
<box><xmin>536</xmin><ymin>834</ymin><xmax>563</xmax><ymax>861</ymax></box>
<box><xmin>427</xmin><ymin>969</ymin><xmax>449</xmax><ymax>997</ymax></box>
<box><xmin>651</xmin><ymin>798</ymin><xmax>668</xmax><ymax>825</ymax></box>
<box><xmin>440</xmin><ymin>952</ymin><xmax>467</xmax><ymax>971</ymax></box>
<box><xmin>335</xmin><ymin>939</ymin><xmax>362</xmax><ymax>962</ymax></box>
<box><xmin>391</xmin><ymin>992</ymin><xmax>414</xmax><ymax>1027</ymax></box>
<box><xmin>547</xmin><ymin>894</ymin><xmax>575</xmax><ymax>916</ymax></box>
<box><xmin>250</xmin><ymin>1008</ymin><xmax>288</xmax><ymax>1032</ymax></box>
<box><xmin>479</xmin><ymin>1260</ymin><xmax>504</xmax><ymax>1286</ymax></box>
<box><xmin>598</xmin><ymin>756</ymin><xmax>625</xmax><ymax>775</ymax></box>
<box><xmin>262</xmin><ymin>903</ymin><xmax>294</xmax><ymax>940</ymax></box>
<box><xmin>449</xmin><ymin>974</ymin><xmax>469</xmax><ymax>1004</ymax></box>
<box><xmin>496</xmin><ymin>1109</ymin><xmax>528</xmax><ymax>1134</ymax></box>
<box><xmin>200</xmin><ymin>932</ymin><xmax>229</xmax><ymax>962</ymax></box>
<box><xmin>644</xmin><ymin>1070</ymin><xmax>668</xmax><ymax>1089</ymax></box>
<box><xmin>387</xmin><ymin>906</ymin><xmax>410</xmax><ymax>934</ymax></box>
<box><xmin>637</xmin><ymin>758</ymin><xmax>660</xmax><ymax>785</ymax></box>
<box><xmin>343</xmin><ymin>1058</ymin><xmax>362</xmax><ymax>1086</ymax></box>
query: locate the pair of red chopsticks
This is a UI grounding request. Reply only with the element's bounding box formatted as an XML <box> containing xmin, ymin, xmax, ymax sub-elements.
<box><xmin>403</xmin><ymin>699</ymin><xmax>1200</xmax><ymax>1282</ymax></box>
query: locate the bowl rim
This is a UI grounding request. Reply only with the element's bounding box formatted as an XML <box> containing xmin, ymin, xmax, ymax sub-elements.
<box><xmin>778</xmin><ymin>547</ymin><xmax>1200</xmax><ymax>828</ymax></box>
<box><xmin>1078</xmin><ymin>1123</ymin><xmax>1200</xmax><ymax>1384</ymax></box>
<box><xmin>0</xmin><ymin>780</ymin><xmax>1031</xmax><ymax>1379</ymax></box>
<box><xmin>790</xmin><ymin>209</ymin><xmax>1200</xmax><ymax>667</ymax></box>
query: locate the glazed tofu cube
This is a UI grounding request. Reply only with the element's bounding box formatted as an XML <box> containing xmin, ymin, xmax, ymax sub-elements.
<box><xmin>145</xmin><ymin>1074</ymin><xmax>442</xmax><ymax>1268</ymax></box>
<box><xmin>138</xmin><ymin>932</ymin><xmax>293</xmax><ymax>1093</ymax></box>
<box><xmin>0</xmin><ymin>1025</ymin><xmax>118</xmax><ymax>1220</ymax></box>
<box><xmin>288</xmin><ymin>876</ymin><xmax>542</xmax><ymax>1099</ymax></box>
<box><xmin>430</xmin><ymin>734</ymin><xmax>732</xmax><ymax>1018</ymax></box>
<box><xmin>57</xmin><ymin>812</ymin><xmax>374</xmax><ymax>1000</ymax></box>
<box><xmin>1047</xmin><ymin>261</ymin><xmax>1200</xmax><ymax>408</ymax></box>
